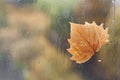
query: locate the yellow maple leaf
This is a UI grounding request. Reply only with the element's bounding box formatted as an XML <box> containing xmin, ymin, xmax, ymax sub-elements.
<box><xmin>67</xmin><ymin>21</ymin><xmax>109</xmax><ymax>64</ymax></box>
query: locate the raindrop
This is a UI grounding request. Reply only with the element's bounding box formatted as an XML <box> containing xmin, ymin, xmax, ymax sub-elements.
<box><xmin>112</xmin><ymin>0</ymin><xmax>115</xmax><ymax>3</ymax></box>
<box><xmin>98</xmin><ymin>59</ymin><xmax>102</xmax><ymax>62</ymax></box>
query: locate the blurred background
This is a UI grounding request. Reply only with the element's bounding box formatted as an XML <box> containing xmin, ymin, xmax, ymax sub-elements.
<box><xmin>0</xmin><ymin>0</ymin><xmax>120</xmax><ymax>80</ymax></box>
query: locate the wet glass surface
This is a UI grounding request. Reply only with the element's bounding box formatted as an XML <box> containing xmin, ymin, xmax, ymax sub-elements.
<box><xmin>0</xmin><ymin>0</ymin><xmax>120</xmax><ymax>80</ymax></box>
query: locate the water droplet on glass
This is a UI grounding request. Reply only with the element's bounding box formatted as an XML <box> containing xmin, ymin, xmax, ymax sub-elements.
<box><xmin>112</xmin><ymin>0</ymin><xmax>115</xmax><ymax>3</ymax></box>
<box><xmin>98</xmin><ymin>59</ymin><xmax>102</xmax><ymax>62</ymax></box>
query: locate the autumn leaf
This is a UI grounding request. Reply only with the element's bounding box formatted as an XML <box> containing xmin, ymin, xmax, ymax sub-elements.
<box><xmin>67</xmin><ymin>21</ymin><xmax>109</xmax><ymax>64</ymax></box>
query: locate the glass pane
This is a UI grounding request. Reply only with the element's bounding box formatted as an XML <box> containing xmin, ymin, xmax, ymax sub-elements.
<box><xmin>0</xmin><ymin>0</ymin><xmax>120</xmax><ymax>80</ymax></box>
